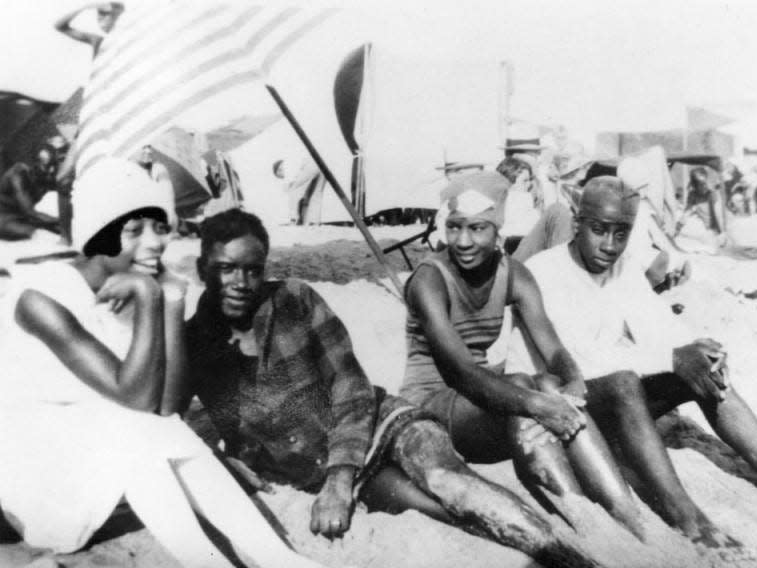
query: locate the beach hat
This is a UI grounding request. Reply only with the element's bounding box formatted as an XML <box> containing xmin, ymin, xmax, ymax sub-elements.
<box><xmin>72</xmin><ymin>157</ymin><xmax>176</xmax><ymax>252</ymax></box>
<box><xmin>500</xmin><ymin>123</ymin><xmax>545</xmax><ymax>153</ymax></box>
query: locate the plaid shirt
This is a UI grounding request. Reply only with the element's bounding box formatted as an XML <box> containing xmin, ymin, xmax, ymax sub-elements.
<box><xmin>186</xmin><ymin>279</ymin><xmax>376</xmax><ymax>490</ymax></box>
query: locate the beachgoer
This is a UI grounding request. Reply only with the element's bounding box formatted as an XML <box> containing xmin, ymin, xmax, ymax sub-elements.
<box><xmin>0</xmin><ymin>159</ymin><xmax>325</xmax><ymax>568</ymax></box>
<box><xmin>505</xmin><ymin>175</ymin><xmax>757</xmax><ymax>548</ymax></box>
<box><xmin>509</xmin><ymin>158</ymin><xmax>692</xmax><ymax>292</ymax></box>
<box><xmin>0</xmin><ymin>145</ymin><xmax>61</xmax><ymax>240</ymax></box>
<box><xmin>54</xmin><ymin>2</ymin><xmax>124</xmax><ymax>57</ymax></box>
<box><xmin>399</xmin><ymin>171</ymin><xmax>643</xmax><ymax>538</ymax></box>
<box><xmin>137</xmin><ymin>144</ymin><xmax>171</xmax><ymax>185</ymax></box>
<box><xmin>676</xmin><ymin>167</ymin><xmax>727</xmax><ymax>247</ymax></box>
<box><xmin>182</xmin><ymin>208</ymin><xmax>598</xmax><ymax>567</ymax></box>
<box><xmin>497</xmin><ymin>155</ymin><xmax>543</xmax><ymax>210</ymax></box>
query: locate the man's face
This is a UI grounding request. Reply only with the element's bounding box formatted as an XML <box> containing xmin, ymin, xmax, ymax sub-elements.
<box><xmin>200</xmin><ymin>235</ymin><xmax>267</xmax><ymax>326</ymax></box>
<box><xmin>574</xmin><ymin>194</ymin><xmax>637</xmax><ymax>274</ymax></box>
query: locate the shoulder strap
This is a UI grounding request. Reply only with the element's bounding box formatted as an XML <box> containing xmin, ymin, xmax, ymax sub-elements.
<box><xmin>504</xmin><ymin>255</ymin><xmax>515</xmax><ymax>306</ymax></box>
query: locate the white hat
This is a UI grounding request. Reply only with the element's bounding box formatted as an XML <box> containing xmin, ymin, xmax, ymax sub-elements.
<box><xmin>72</xmin><ymin>158</ymin><xmax>176</xmax><ymax>252</ymax></box>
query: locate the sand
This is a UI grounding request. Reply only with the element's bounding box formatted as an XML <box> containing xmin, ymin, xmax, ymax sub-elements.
<box><xmin>4</xmin><ymin>223</ymin><xmax>757</xmax><ymax>567</ymax></box>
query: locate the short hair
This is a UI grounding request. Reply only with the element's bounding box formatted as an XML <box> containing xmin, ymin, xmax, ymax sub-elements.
<box><xmin>199</xmin><ymin>209</ymin><xmax>270</xmax><ymax>260</ymax></box>
<box><xmin>83</xmin><ymin>207</ymin><xmax>167</xmax><ymax>257</ymax></box>
<box><xmin>495</xmin><ymin>157</ymin><xmax>532</xmax><ymax>184</ymax></box>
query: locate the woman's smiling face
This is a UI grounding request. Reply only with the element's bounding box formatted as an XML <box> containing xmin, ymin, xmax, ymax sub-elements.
<box><xmin>445</xmin><ymin>216</ymin><xmax>498</xmax><ymax>271</ymax></box>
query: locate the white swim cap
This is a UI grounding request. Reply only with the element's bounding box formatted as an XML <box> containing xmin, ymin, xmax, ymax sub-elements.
<box><xmin>72</xmin><ymin>158</ymin><xmax>176</xmax><ymax>252</ymax></box>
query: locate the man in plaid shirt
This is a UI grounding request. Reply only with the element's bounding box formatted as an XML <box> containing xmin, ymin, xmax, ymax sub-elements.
<box><xmin>181</xmin><ymin>209</ymin><xmax>600</xmax><ymax>567</ymax></box>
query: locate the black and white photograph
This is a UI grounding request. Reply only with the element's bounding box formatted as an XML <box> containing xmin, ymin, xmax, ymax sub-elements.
<box><xmin>2</xmin><ymin>1</ymin><xmax>757</xmax><ymax>566</ymax></box>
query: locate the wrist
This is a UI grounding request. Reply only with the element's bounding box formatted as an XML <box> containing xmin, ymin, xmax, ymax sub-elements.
<box><xmin>523</xmin><ymin>391</ymin><xmax>545</xmax><ymax>418</ymax></box>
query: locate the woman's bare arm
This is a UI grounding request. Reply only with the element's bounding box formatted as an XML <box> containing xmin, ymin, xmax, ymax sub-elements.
<box><xmin>15</xmin><ymin>273</ymin><xmax>165</xmax><ymax>411</ymax></box>
<box><xmin>508</xmin><ymin>260</ymin><xmax>586</xmax><ymax>398</ymax></box>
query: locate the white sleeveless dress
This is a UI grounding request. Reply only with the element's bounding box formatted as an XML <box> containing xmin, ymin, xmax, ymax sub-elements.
<box><xmin>0</xmin><ymin>262</ymin><xmax>209</xmax><ymax>553</ymax></box>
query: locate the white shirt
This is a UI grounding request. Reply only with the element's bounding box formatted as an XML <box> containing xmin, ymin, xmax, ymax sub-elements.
<box><xmin>506</xmin><ymin>244</ymin><xmax>695</xmax><ymax>379</ymax></box>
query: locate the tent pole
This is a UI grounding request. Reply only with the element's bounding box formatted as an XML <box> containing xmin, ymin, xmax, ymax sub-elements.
<box><xmin>265</xmin><ymin>84</ymin><xmax>405</xmax><ymax>299</ymax></box>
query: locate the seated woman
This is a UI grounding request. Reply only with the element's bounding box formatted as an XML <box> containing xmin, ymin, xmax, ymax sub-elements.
<box><xmin>400</xmin><ymin>171</ymin><xmax>643</xmax><ymax>538</ymax></box>
<box><xmin>0</xmin><ymin>158</ymin><xmax>325</xmax><ymax>568</ymax></box>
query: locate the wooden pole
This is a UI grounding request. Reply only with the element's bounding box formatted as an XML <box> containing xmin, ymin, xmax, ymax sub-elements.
<box><xmin>266</xmin><ymin>84</ymin><xmax>405</xmax><ymax>298</ymax></box>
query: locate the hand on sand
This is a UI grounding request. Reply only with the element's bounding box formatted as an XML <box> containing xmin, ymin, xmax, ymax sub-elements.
<box><xmin>96</xmin><ymin>272</ymin><xmax>160</xmax><ymax>313</ymax></box>
<box><xmin>674</xmin><ymin>341</ymin><xmax>728</xmax><ymax>401</ymax></box>
<box><xmin>310</xmin><ymin>466</ymin><xmax>355</xmax><ymax>539</ymax></box>
<box><xmin>530</xmin><ymin>392</ymin><xmax>586</xmax><ymax>441</ymax></box>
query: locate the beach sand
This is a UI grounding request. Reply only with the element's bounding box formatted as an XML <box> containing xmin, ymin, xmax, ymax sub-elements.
<box><xmin>3</xmin><ymin>223</ymin><xmax>757</xmax><ymax>567</ymax></box>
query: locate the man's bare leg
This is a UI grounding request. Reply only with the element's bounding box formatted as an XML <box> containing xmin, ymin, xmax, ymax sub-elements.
<box><xmin>586</xmin><ymin>371</ymin><xmax>726</xmax><ymax>545</ymax></box>
<box><xmin>390</xmin><ymin>419</ymin><xmax>597</xmax><ymax>568</ymax></box>
<box><xmin>696</xmin><ymin>389</ymin><xmax>757</xmax><ymax>470</ymax></box>
<box><xmin>535</xmin><ymin>374</ymin><xmax>644</xmax><ymax>539</ymax></box>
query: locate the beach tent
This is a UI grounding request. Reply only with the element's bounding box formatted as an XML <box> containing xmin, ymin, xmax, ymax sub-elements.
<box><xmin>0</xmin><ymin>91</ymin><xmax>61</xmax><ymax>171</ymax></box>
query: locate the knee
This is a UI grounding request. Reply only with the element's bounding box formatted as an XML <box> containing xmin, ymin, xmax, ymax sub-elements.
<box><xmin>604</xmin><ymin>371</ymin><xmax>645</xmax><ymax>405</ymax></box>
<box><xmin>506</xmin><ymin>372</ymin><xmax>537</xmax><ymax>390</ymax></box>
<box><xmin>533</xmin><ymin>373</ymin><xmax>562</xmax><ymax>393</ymax></box>
<box><xmin>394</xmin><ymin>420</ymin><xmax>466</xmax><ymax>473</ymax></box>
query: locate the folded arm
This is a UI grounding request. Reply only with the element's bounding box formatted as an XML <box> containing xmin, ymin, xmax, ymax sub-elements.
<box><xmin>15</xmin><ymin>274</ymin><xmax>165</xmax><ymax>411</ymax></box>
<box><xmin>54</xmin><ymin>4</ymin><xmax>103</xmax><ymax>46</ymax></box>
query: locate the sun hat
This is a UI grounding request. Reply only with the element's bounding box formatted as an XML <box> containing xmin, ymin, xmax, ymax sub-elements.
<box><xmin>72</xmin><ymin>157</ymin><xmax>176</xmax><ymax>252</ymax></box>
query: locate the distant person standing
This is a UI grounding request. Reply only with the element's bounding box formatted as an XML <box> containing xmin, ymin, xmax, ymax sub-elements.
<box><xmin>54</xmin><ymin>2</ymin><xmax>124</xmax><ymax>57</ymax></box>
<box><xmin>137</xmin><ymin>145</ymin><xmax>171</xmax><ymax>185</ymax></box>
<box><xmin>0</xmin><ymin>146</ymin><xmax>61</xmax><ymax>240</ymax></box>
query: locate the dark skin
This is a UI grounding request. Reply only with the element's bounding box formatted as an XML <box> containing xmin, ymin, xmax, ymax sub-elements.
<box><xmin>408</xmin><ymin>215</ymin><xmax>643</xmax><ymax>538</ymax></box>
<box><xmin>0</xmin><ymin>153</ymin><xmax>61</xmax><ymax>239</ymax></box>
<box><xmin>567</xmin><ymin>182</ymin><xmax>756</xmax><ymax>545</ymax></box>
<box><xmin>194</xmin><ymin>235</ymin><xmax>355</xmax><ymax>539</ymax></box>
<box><xmin>190</xmin><ymin>231</ymin><xmax>603</xmax><ymax>566</ymax></box>
<box><xmin>14</xmin><ymin>216</ymin><xmax>181</xmax><ymax>414</ymax></box>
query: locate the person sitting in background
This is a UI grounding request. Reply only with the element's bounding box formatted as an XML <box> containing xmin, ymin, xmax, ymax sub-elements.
<box><xmin>497</xmin><ymin>156</ymin><xmax>543</xmax><ymax>210</ymax></box>
<box><xmin>676</xmin><ymin>167</ymin><xmax>727</xmax><ymax>248</ymax></box>
<box><xmin>0</xmin><ymin>159</ymin><xmax>325</xmax><ymax>568</ymax></box>
<box><xmin>0</xmin><ymin>145</ymin><xmax>61</xmax><ymax>240</ymax></box>
<box><xmin>136</xmin><ymin>144</ymin><xmax>171</xmax><ymax>185</ymax></box>
<box><xmin>400</xmin><ymin>171</ymin><xmax>644</xmax><ymax>540</ymax></box>
<box><xmin>181</xmin><ymin>208</ymin><xmax>600</xmax><ymax>568</ymax></box>
<box><xmin>54</xmin><ymin>2</ymin><xmax>124</xmax><ymax>57</ymax></box>
<box><xmin>505</xmin><ymin>176</ymin><xmax>756</xmax><ymax>550</ymax></box>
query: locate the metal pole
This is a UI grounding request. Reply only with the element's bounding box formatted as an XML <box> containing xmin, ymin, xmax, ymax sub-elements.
<box><xmin>266</xmin><ymin>84</ymin><xmax>405</xmax><ymax>298</ymax></box>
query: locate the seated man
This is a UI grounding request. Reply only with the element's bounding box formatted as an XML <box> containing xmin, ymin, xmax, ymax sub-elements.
<box><xmin>0</xmin><ymin>145</ymin><xmax>61</xmax><ymax>240</ymax></box>
<box><xmin>508</xmin><ymin>158</ymin><xmax>691</xmax><ymax>292</ymax></box>
<box><xmin>181</xmin><ymin>209</ymin><xmax>595</xmax><ymax>568</ymax></box>
<box><xmin>676</xmin><ymin>167</ymin><xmax>728</xmax><ymax>250</ymax></box>
<box><xmin>505</xmin><ymin>176</ymin><xmax>756</xmax><ymax>547</ymax></box>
